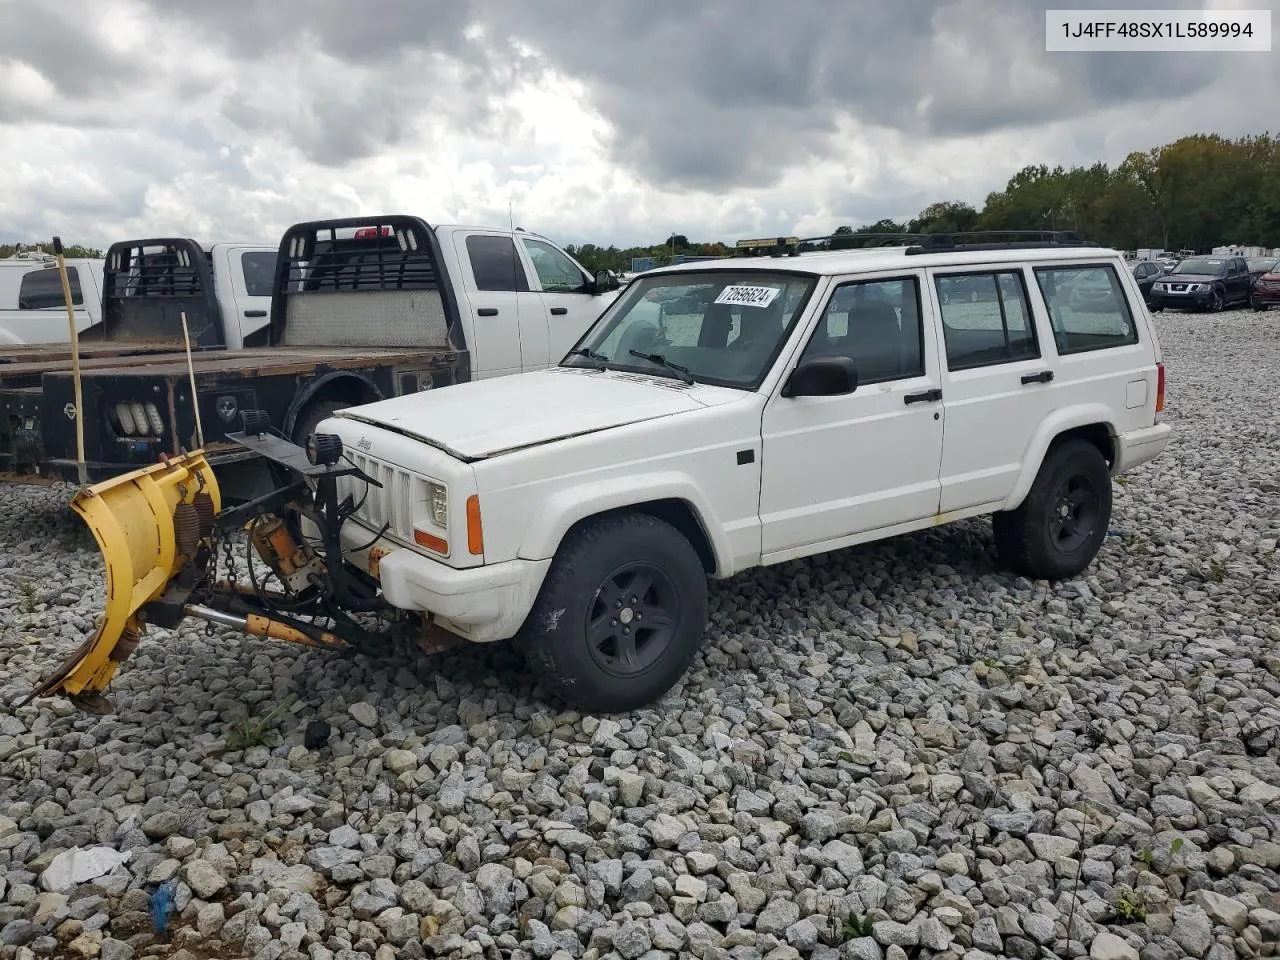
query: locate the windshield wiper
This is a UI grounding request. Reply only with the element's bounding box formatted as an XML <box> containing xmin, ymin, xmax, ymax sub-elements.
<box><xmin>628</xmin><ymin>350</ymin><xmax>695</xmax><ymax>384</ymax></box>
<box><xmin>567</xmin><ymin>347</ymin><xmax>609</xmax><ymax>363</ymax></box>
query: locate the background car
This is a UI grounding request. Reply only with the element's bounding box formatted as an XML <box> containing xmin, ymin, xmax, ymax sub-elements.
<box><xmin>1251</xmin><ymin>261</ymin><xmax>1280</xmax><ymax>312</ymax></box>
<box><xmin>1246</xmin><ymin>256</ymin><xmax>1279</xmax><ymax>280</ymax></box>
<box><xmin>1148</xmin><ymin>255</ymin><xmax>1253</xmax><ymax>312</ymax></box>
<box><xmin>1131</xmin><ymin>260</ymin><xmax>1166</xmax><ymax>305</ymax></box>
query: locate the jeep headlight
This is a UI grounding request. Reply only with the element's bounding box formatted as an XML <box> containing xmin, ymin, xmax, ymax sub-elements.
<box><xmin>426</xmin><ymin>482</ymin><xmax>448</xmax><ymax>526</ymax></box>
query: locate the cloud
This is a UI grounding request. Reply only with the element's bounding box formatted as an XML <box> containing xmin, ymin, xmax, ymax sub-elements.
<box><xmin>0</xmin><ymin>0</ymin><xmax>1275</xmax><ymax>251</ymax></box>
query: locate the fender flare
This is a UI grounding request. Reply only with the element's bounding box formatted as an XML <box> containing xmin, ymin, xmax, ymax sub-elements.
<box><xmin>515</xmin><ymin>472</ymin><xmax>734</xmax><ymax>576</ymax></box>
<box><xmin>283</xmin><ymin>371</ymin><xmax>383</xmax><ymax>438</ymax></box>
<box><xmin>1001</xmin><ymin>404</ymin><xmax>1118</xmax><ymax>510</ymax></box>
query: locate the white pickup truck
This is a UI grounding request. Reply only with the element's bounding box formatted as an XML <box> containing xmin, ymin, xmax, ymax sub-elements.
<box><xmin>0</xmin><ymin>253</ymin><xmax>105</xmax><ymax>344</ymax></box>
<box><xmin>288</xmin><ymin>232</ymin><xmax>1172</xmax><ymax>713</ymax></box>
<box><xmin>0</xmin><ymin>217</ymin><xmax>620</xmax><ymax>487</ymax></box>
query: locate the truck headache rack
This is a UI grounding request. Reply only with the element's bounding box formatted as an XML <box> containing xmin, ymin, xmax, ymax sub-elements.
<box><xmin>272</xmin><ymin>215</ymin><xmax>464</xmax><ymax>350</ymax></box>
<box><xmin>98</xmin><ymin>239</ymin><xmax>222</xmax><ymax>346</ymax></box>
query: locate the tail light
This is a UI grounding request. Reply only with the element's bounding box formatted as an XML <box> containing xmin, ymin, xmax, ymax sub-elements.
<box><xmin>1155</xmin><ymin>362</ymin><xmax>1166</xmax><ymax>415</ymax></box>
<box><xmin>354</xmin><ymin>226</ymin><xmax>390</xmax><ymax>240</ymax></box>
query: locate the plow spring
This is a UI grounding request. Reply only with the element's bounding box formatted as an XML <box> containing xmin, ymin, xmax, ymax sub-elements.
<box><xmin>19</xmin><ymin>412</ymin><xmax>448</xmax><ymax>715</ymax></box>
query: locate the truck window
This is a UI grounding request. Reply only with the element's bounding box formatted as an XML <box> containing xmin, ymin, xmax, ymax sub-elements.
<box><xmin>465</xmin><ymin>235</ymin><xmax>530</xmax><ymax>292</ymax></box>
<box><xmin>240</xmin><ymin>252</ymin><xmax>277</xmax><ymax>297</ymax></box>
<box><xmin>1033</xmin><ymin>264</ymin><xmax>1139</xmax><ymax>355</ymax></box>
<box><xmin>18</xmin><ymin>267</ymin><xmax>83</xmax><ymax>309</ymax></box>
<box><xmin>520</xmin><ymin>238</ymin><xmax>588</xmax><ymax>293</ymax></box>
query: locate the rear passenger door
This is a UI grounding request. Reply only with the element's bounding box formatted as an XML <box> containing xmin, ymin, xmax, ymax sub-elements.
<box><xmin>452</xmin><ymin>232</ymin><xmax>545</xmax><ymax>379</ymax></box>
<box><xmin>225</xmin><ymin>247</ymin><xmax>276</xmax><ymax>347</ymax></box>
<box><xmin>931</xmin><ymin>268</ymin><xmax>1055</xmax><ymax>513</ymax></box>
<box><xmin>759</xmin><ymin>273</ymin><xmax>945</xmax><ymax>557</ymax></box>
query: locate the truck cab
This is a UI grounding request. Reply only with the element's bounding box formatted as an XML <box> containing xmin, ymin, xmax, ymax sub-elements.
<box><xmin>94</xmin><ymin>238</ymin><xmax>276</xmax><ymax>348</ymax></box>
<box><xmin>0</xmin><ymin>254</ymin><xmax>105</xmax><ymax>345</ymax></box>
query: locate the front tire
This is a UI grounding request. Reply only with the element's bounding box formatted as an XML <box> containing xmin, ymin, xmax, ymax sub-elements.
<box><xmin>1209</xmin><ymin>288</ymin><xmax>1225</xmax><ymax>312</ymax></box>
<box><xmin>519</xmin><ymin>512</ymin><xmax>709</xmax><ymax>713</ymax></box>
<box><xmin>992</xmin><ymin>439</ymin><xmax>1113</xmax><ymax>581</ymax></box>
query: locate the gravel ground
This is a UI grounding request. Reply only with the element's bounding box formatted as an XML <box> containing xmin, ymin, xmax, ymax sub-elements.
<box><xmin>1</xmin><ymin>307</ymin><xmax>1278</xmax><ymax>960</ymax></box>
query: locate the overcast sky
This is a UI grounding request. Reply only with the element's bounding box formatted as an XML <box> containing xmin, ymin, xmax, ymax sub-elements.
<box><xmin>1</xmin><ymin>0</ymin><xmax>1276</xmax><ymax>251</ymax></box>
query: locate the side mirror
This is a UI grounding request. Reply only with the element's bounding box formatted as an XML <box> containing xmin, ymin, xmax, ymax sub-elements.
<box><xmin>594</xmin><ymin>269</ymin><xmax>620</xmax><ymax>293</ymax></box>
<box><xmin>781</xmin><ymin>355</ymin><xmax>858</xmax><ymax>398</ymax></box>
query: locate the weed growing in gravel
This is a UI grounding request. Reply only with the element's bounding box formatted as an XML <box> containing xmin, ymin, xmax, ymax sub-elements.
<box><xmin>1208</xmin><ymin>558</ymin><xmax>1228</xmax><ymax>582</ymax></box>
<box><xmin>826</xmin><ymin>904</ymin><xmax>874</xmax><ymax>943</ymax></box>
<box><xmin>226</xmin><ymin>692</ymin><xmax>297</xmax><ymax>750</ymax></box>
<box><xmin>1113</xmin><ymin>886</ymin><xmax>1147</xmax><ymax>922</ymax></box>
<box><xmin>18</xmin><ymin>580</ymin><xmax>35</xmax><ymax>612</ymax></box>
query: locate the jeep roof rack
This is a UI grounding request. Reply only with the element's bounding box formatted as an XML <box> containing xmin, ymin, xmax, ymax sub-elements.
<box><xmin>903</xmin><ymin>230</ymin><xmax>1098</xmax><ymax>255</ymax></box>
<box><xmin>732</xmin><ymin>229</ymin><xmax>1100</xmax><ymax>259</ymax></box>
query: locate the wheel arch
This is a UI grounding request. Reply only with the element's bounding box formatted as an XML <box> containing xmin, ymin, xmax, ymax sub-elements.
<box><xmin>1002</xmin><ymin>407</ymin><xmax>1118</xmax><ymax>511</ymax></box>
<box><xmin>516</xmin><ymin>476</ymin><xmax>730</xmax><ymax>577</ymax></box>
<box><xmin>283</xmin><ymin>372</ymin><xmax>383</xmax><ymax>440</ymax></box>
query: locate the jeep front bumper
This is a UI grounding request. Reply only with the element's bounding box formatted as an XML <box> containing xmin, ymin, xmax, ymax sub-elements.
<box><xmin>340</xmin><ymin>523</ymin><xmax>550</xmax><ymax>643</ymax></box>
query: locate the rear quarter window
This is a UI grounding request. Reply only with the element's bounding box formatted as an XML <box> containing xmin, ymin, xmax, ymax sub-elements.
<box><xmin>1032</xmin><ymin>264</ymin><xmax>1139</xmax><ymax>355</ymax></box>
<box><xmin>18</xmin><ymin>266</ymin><xmax>84</xmax><ymax>309</ymax></box>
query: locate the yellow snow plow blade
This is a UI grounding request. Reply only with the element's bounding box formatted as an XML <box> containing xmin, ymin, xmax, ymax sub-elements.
<box><xmin>24</xmin><ymin>452</ymin><xmax>220</xmax><ymax>708</ymax></box>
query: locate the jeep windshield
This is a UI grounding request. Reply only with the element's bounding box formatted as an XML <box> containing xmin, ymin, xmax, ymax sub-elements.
<box><xmin>563</xmin><ymin>270</ymin><xmax>817</xmax><ymax>388</ymax></box>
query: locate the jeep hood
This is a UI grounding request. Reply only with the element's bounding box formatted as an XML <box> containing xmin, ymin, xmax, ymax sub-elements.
<box><xmin>333</xmin><ymin>367</ymin><xmax>735</xmax><ymax>461</ymax></box>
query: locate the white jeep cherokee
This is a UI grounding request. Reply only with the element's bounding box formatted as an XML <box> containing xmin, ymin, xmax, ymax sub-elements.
<box><xmin>317</xmin><ymin>234</ymin><xmax>1172</xmax><ymax>713</ymax></box>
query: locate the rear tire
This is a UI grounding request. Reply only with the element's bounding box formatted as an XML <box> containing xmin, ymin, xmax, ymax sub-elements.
<box><xmin>1253</xmin><ymin>295</ymin><xmax>1267</xmax><ymax>312</ymax></box>
<box><xmin>519</xmin><ymin>511</ymin><xmax>708</xmax><ymax>713</ymax></box>
<box><xmin>291</xmin><ymin>399</ymin><xmax>348</xmax><ymax>446</ymax></box>
<box><xmin>992</xmin><ymin>438</ymin><xmax>1112</xmax><ymax>581</ymax></box>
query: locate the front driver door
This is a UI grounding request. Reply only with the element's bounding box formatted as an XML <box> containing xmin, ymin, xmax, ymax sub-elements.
<box><xmin>517</xmin><ymin>236</ymin><xmax>608</xmax><ymax>364</ymax></box>
<box><xmin>759</xmin><ymin>273</ymin><xmax>945</xmax><ymax>559</ymax></box>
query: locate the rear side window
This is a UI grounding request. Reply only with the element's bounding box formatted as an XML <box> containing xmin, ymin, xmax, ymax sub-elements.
<box><xmin>466</xmin><ymin>235</ymin><xmax>530</xmax><ymax>292</ymax></box>
<box><xmin>240</xmin><ymin>252</ymin><xmax>277</xmax><ymax>297</ymax></box>
<box><xmin>1033</xmin><ymin>264</ymin><xmax>1139</xmax><ymax>355</ymax></box>
<box><xmin>933</xmin><ymin>271</ymin><xmax>1038</xmax><ymax>370</ymax></box>
<box><xmin>19</xmin><ymin>267</ymin><xmax>84</xmax><ymax>309</ymax></box>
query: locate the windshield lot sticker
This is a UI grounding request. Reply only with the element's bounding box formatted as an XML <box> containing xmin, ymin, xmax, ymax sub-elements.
<box><xmin>715</xmin><ymin>285</ymin><xmax>781</xmax><ymax>308</ymax></box>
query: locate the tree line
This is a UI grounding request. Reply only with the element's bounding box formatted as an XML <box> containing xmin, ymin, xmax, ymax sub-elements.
<box><xmin>1</xmin><ymin>241</ymin><xmax>103</xmax><ymax>259</ymax></box>
<box><xmin>565</xmin><ymin>132</ymin><xmax>1280</xmax><ymax>273</ymax></box>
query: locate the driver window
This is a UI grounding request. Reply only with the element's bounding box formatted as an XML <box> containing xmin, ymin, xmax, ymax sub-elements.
<box><xmin>520</xmin><ymin>238</ymin><xmax>589</xmax><ymax>293</ymax></box>
<box><xmin>800</xmin><ymin>277</ymin><xmax>924</xmax><ymax>384</ymax></box>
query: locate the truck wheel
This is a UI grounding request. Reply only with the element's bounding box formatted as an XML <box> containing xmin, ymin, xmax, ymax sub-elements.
<box><xmin>519</xmin><ymin>511</ymin><xmax>708</xmax><ymax>713</ymax></box>
<box><xmin>291</xmin><ymin>399</ymin><xmax>348</xmax><ymax>446</ymax></box>
<box><xmin>992</xmin><ymin>438</ymin><xmax>1112</xmax><ymax>581</ymax></box>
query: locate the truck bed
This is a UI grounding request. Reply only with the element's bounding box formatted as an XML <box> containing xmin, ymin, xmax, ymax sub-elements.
<box><xmin>0</xmin><ymin>345</ymin><xmax>458</xmax><ymax>388</ymax></box>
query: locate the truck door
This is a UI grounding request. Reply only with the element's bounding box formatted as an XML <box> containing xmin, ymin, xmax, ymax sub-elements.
<box><xmin>451</xmin><ymin>231</ymin><xmax>545</xmax><ymax>378</ymax></box>
<box><xmin>516</xmin><ymin>236</ymin><xmax>615</xmax><ymax>365</ymax></box>
<box><xmin>220</xmin><ymin>246</ymin><xmax>277</xmax><ymax>348</ymax></box>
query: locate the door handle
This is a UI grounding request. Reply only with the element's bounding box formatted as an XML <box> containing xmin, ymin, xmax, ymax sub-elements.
<box><xmin>477</xmin><ymin>308</ymin><xmax>498</xmax><ymax>317</ymax></box>
<box><xmin>1021</xmin><ymin>370</ymin><xmax>1054</xmax><ymax>384</ymax></box>
<box><xmin>243</xmin><ymin>309</ymin><xmax>267</xmax><ymax>318</ymax></box>
<box><xmin>904</xmin><ymin>388</ymin><xmax>942</xmax><ymax>404</ymax></box>
<box><xmin>550</xmin><ymin>307</ymin><xmax>568</xmax><ymax>315</ymax></box>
